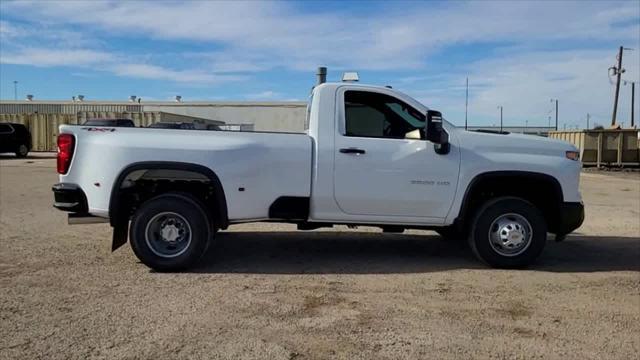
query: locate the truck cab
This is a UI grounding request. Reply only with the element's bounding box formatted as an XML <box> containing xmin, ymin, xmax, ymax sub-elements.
<box><xmin>308</xmin><ymin>83</ymin><xmax>461</xmax><ymax>224</ymax></box>
<box><xmin>52</xmin><ymin>81</ymin><xmax>584</xmax><ymax>271</ymax></box>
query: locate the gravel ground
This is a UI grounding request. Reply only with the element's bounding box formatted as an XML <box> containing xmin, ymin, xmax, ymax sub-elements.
<box><xmin>1</xmin><ymin>154</ymin><xmax>639</xmax><ymax>360</ymax></box>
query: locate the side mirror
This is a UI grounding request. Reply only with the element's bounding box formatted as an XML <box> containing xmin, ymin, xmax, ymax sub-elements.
<box><xmin>425</xmin><ymin>110</ymin><xmax>450</xmax><ymax>154</ymax></box>
<box><xmin>426</xmin><ymin>110</ymin><xmax>444</xmax><ymax>143</ymax></box>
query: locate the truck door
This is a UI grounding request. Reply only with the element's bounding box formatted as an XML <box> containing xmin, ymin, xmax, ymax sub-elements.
<box><xmin>333</xmin><ymin>89</ymin><xmax>459</xmax><ymax>220</ymax></box>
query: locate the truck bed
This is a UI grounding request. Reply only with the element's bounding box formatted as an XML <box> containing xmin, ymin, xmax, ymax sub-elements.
<box><xmin>59</xmin><ymin>125</ymin><xmax>313</xmax><ymax>220</ymax></box>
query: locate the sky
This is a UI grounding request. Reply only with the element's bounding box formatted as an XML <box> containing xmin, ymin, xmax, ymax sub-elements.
<box><xmin>0</xmin><ymin>0</ymin><xmax>639</xmax><ymax>128</ymax></box>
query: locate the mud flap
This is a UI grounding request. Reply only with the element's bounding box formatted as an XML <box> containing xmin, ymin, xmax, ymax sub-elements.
<box><xmin>111</xmin><ymin>220</ymin><xmax>129</xmax><ymax>251</ymax></box>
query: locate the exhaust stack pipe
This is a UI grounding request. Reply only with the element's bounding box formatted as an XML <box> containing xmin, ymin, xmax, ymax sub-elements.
<box><xmin>316</xmin><ymin>67</ymin><xmax>327</xmax><ymax>85</ymax></box>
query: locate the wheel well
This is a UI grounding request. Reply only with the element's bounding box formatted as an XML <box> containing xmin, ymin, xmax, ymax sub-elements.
<box><xmin>457</xmin><ymin>172</ymin><xmax>564</xmax><ymax>233</ymax></box>
<box><xmin>109</xmin><ymin>162</ymin><xmax>228</xmax><ymax>230</ymax></box>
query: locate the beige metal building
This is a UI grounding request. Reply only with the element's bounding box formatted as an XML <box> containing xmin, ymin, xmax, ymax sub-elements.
<box><xmin>0</xmin><ymin>99</ymin><xmax>307</xmax><ymax>151</ymax></box>
<box><xmin>0</xmin><ymin>100</ymin><xmax>307</xmax><ymax>132</ymax></box>
<box><xmin>549</xmin><ymin>129</ymin><xmax>639</xmax><ymax>167</ymax></box>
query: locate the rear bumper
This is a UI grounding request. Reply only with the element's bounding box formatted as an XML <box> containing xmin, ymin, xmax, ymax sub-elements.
<box><xmin>52</xmin><ymin>183</ymin><xmax>88</xmax><ymax>213</ymax></box>
<box><xmin>555</xmin><ymin>201</ymin><xmax>584</xmax><ymax>235</ymax></box>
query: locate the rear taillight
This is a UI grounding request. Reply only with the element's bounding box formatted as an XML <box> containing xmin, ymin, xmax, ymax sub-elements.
<box><xmin>57</xmin><ymin>134</ymin><xmax>75</xmax><ymax>174</ymax></box>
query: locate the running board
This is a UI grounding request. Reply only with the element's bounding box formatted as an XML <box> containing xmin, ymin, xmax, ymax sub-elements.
<box><xmin>68</xmin><ymin>214</ymin><xmax>110</xmax><ymax>225</ymax></box>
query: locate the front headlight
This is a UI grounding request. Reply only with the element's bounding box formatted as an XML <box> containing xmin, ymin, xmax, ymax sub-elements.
<box><xmin>565</xmin><ymin>150</ymin><xmax>580</xmax><ymax>161</ymax></box>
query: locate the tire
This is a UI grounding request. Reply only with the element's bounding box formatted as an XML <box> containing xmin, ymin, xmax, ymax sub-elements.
<box><xmin>15</xmin><ymin>144</ymin><xmax>29</xmax><ymax>158</ymax></box>
<box><xmin>129</xmin><ymin>192</ymin><xmax>212</xmax><ymax>271</ymax></box>
<box><xmin>468</xmin><ymin>197</ymin><xmax>547</xmax><ymax>268</ymax></box>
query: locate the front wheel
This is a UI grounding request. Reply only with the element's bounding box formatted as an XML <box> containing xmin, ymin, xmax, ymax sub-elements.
<box><xmin>468</xmin><ymin>197</ymin><xmax>547</xmax><ymax>268</ymax></box>
<box><xmin>129</xmin><ymin>192</ymin><xmax>211</xmax><ymax>271</ymax></box>
<box><xmin>15</xmin><ymin>144</ymin><xmax>29</xmax><ymax>158</ymax></box>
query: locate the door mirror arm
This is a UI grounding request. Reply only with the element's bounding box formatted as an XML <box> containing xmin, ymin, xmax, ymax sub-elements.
<box><xmin>425</xmin><ymin>110</ymin><xmax>450</xmax><ymax>155</ymax></box>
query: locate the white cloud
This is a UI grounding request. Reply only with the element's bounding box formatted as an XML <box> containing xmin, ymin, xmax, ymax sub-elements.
<box><xmin>0</xmin><ymin>19</ymin><xmax>96</xmax><ymax>48</ymax></box>
<box><xmin>0</xmin><ymin>0</ymin><xmax>638</xmax><ymax>124</ymax></box>
<box><xmin>2</xmin><ymin>1</ymin><xmax>638</xmax><ymax>71</ymax></box>
<box><xmin>402</xmin><ymin>48</ymin><xmax>640</xmax><ymax>127</ymax></box>
<box><xmin>0</xmin><ymin>48</ymin><xmax>114</xmax><ymax>67</ymax></box>
<box><xmin>245</xmin><ymin>90</ymin><xmax>281</xmax><ymax>100</ymax></box>
<box><xmin>0</xmin><ymin>20</ymin><xmax>19</xmax><ymax>38</ymax></box>
<box><xmin>0</xmin><ymin>47</ymin><xmax>246</xmax><ymax>85</ymax></box>
<box><xmin>109</xmin><ymin>63</ymin><xmax>247</xmax><ymax>84</ymax></box>
<box><xmin>183</xmin><ymin>52</ymin><xmax>274</xmax><ymax>73</ymax></box>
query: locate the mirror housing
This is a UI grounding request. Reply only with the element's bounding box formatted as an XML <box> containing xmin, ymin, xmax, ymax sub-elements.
<box><xmin>425</xmin><ymin>110</ymin><xmax>450</xmax><ymax>154</ymax></box>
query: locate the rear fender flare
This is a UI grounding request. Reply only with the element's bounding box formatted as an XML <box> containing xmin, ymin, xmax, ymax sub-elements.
<box><xmin>108</xmin><ymin>161</ymin><xmax>229</xmax><ymax>251</ymax></box>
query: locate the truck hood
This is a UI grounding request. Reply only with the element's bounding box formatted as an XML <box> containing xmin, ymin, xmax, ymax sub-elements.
<box><xmin>453</xmin><ymin>128</ymin><xmax>576</xmax><ymax>156</ymax></box>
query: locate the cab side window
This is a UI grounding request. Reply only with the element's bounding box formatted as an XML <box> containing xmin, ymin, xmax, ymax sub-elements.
<box><xmin>344</xmin><ymin>91</ymin><xmax>425</xmax><ymax>139</ymax></box>
<box><xmin>0</xmin><ymin>124</ymin><xmax>13</xmax><ymax>134</ymax></box>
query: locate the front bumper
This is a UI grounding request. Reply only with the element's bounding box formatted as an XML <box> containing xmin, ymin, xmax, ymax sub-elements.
<box><xmin>52</xmin><ymin>183</ymin><xmax>88</xmax><ymax>213</ymax></box>
<box><xmin>555</xmin><ymin>201</ymin><xmax>584</xmax><ymax>235</ymax></box>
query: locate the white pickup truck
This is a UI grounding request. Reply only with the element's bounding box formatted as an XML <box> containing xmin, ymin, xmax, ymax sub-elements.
<box><xmin>52</xmin><ymin>82</ymin><xmax>584</xmax><ymax>271</ymax></box>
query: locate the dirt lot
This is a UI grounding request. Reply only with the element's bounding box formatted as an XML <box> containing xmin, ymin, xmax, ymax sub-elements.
<box><xmin>1</xmin><ymin>154</ymin><xmax>638</xmax><ymax>360</ymax></box>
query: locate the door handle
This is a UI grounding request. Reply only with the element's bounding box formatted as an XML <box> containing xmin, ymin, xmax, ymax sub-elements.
<box><xmin>339</xmin><ymin>147</ymin><xmax>366</xmax><ymax>154</ymax></box>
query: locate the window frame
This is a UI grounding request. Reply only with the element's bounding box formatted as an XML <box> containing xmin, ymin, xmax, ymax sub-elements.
<box><xmin>0</xmin><ymin>123</ymin><xmax>15</xmax><ymax>135</ymax></box>
<box><xmin>305</xmin><ymin>92</ymin><xmax>314</xmax><ymax>131</ymax></box>
<box><xmin>341</xmin><ymin>89</ymin><xmax>426</xmax><ymax>141</ymax></box>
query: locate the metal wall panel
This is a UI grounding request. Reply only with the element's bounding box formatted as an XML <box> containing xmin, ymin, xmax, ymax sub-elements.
<box><xmin>0</xmin><ymin>113</ymin><xmax>76</xmax><ymax>151</ymax></box>
<box><xmin>2</xmin><ymin>104</ymin><xmax>307</xmax><ymax>151</ymax></box>
<box><xmin>0</xmin><ymin>103</ymin><xmax>64</xmax><ymax>114</ymax></box>
<box><xmin>0</xmin><ymin>103</ymin><xmax>143</xmax><ymax>114</ymax></box>
<box><xmin>63</xmin><ymin>104</ymin><xmax>143</xmax><ymax>114</ymax></box>
<box><xmin>549</xmin><ymin>129</ymin><xmax>639</xmax><ymax>166</ymax></box>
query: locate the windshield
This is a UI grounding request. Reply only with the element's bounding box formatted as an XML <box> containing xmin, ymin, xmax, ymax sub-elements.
<box><xmin>84</xmin><ymin>120</ymin><xmax>114</xmax><ymax>126</ymax></box>
<box><xmin>386</xmin><ymin>102</ymin><xmax>425</xmax><ymax>128</ymax></box>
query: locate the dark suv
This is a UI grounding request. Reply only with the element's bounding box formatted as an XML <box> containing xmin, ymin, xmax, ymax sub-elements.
<box><xmin>148</xmin><ymin>122</ymin><xmax>196</xmax><ymax>129</ymax></box>
<box><xmin>83</xmin><ymin>118</ymin><xmax>135</xmax><ymax>127</ymax></box>
<box><xmin>0</xmin><ymin>123</ymin><xmax>32</xmax><ymax>157</ymax></box>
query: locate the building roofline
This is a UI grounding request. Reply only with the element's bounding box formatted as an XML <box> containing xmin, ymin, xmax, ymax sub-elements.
<box><xmin>0</xmin><ymin>100</ymin><xmax>307</xmax><ymax>107</ymax></box>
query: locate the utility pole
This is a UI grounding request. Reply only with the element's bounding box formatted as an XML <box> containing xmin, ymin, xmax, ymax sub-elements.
<box><xmin>586</xmin><ymin>113</ymin><xmax>590</xmax><ymax>130</ymax></box>
<box><xmin>632</xmin><ymin>82</ymin><xmax>635</xmax><ymax>128</ymax></box>
<box><xmin>611</xmin><ymin>46</ymin><xmax>624</xmax><ymax>126</ymax></box>
<box><xmin>465</xmin><ymin>77</ymin><xmax>469</xmax><ymax>130</ymax></box>
<box><xmin>555</xmin><ymin>100</ymin><xmax>558</xmax><ymax>131</ymax></box>
<box><xmin>622</xmin><ymin>80</ymin><xmax>637</xmax><ymax>128</ymax></box>
<box><xmin>13</xmin><ymin>81</ymin><xmax>18</xmax><ymax>100</ymax></box>
<box><xmin>550</xmin><ymin>99</ymin><xmax>558</xmax><ymax>130</ymax></box>
<box><xmin>497</xmin><ymin>105</ymin><xmax>503</xmax><ymax>132</ymax></box>
<box><xmin>610</xmin><ymin>46</ymin><xmax>633</xmax><ymax>126</ymax></box>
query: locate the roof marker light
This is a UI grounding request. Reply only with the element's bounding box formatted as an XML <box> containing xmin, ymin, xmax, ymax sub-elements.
<box><xmin>342</xmin><ymin>72</ymin><xmax>359</xmax><ymax>82</ymax></box>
